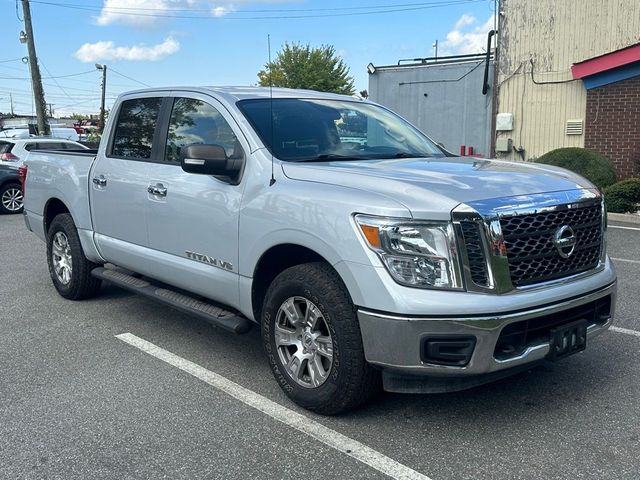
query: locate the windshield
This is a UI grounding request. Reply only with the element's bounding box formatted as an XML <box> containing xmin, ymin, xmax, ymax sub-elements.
<box><xmin>237</xmin><ymin>98</ymin><xmax>443</xmax><ymax>162</ymax></box>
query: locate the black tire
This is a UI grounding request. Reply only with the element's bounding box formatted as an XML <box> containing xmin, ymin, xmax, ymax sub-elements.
<box><xmin>46</xmin><ymin>213</ymin><xmax>102</xmax><ymax>300</ymax></box>
<box><xmin>262</xmin><ymin>262</ymin><xmax>380</xmax><ymax>415</ymax></box>
<box><xmin>0</xmin><ymin>182</ymin><xmax>24</xmax><ymax>214</ymax></box>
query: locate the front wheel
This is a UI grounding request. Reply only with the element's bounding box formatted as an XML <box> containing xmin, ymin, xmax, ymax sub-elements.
<box><xmin>46</xmin><ymin>213</ymin><xmax>102</xmax><ymax>300</ymax></box>
<box><xmin>262</xmin><ymin>262</ymin><xmax>380</xmax><ymax>415</ymax></box>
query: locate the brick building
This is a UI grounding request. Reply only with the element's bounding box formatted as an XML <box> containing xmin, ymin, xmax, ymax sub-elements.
<box><xmin>575</xmin><ymin>45</ymin><xmax>640</xmax><ymax>179</ymax></box>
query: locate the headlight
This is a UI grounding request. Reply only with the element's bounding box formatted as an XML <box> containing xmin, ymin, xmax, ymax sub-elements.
<box><xmin>355</xmin><ymin>215</ymin><xmax>463</xmax><ymax>290</ymax></box>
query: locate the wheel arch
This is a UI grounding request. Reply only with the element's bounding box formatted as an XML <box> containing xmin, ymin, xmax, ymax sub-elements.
<box><xmin>0</xmin><ymin>177</ymin><xmax>20</xmax><ymax>189</ymax></box>
<box><xmin>250</xmin><ymin>243</ymin><xmax>350</xmax><ymax>322</ymax></box>
<box><xmin>43</xmin><ymin>197</ymin><xmax>71</xmax><ymax>234</ymax></box>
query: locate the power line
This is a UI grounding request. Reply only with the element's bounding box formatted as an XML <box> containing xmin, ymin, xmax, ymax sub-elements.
<box><xmin>15</xmin><ymin>0</ymin><xmax>23</xmax><ymax>21</ymax></box>
<box><xmin>40</xmin><ymin>61</ymin><xmax>75</xmax><ymax>104</ymax></box>
<box><xmin>29</xmin><ymin>0</ymin><xmax>484</xmax><ymax>20</ymax></box>
<box><xmin>0</xmin><ymin>69</ymin><xmax>96</xmax><ymax>80</ymax></box>
<box><xmin>108</xmin><ymin>67</ymin><xmax>151</xmax><ymax>88</ymax></box>
<box><xmin>31</xmin><ymin>0</ymin><xmax>485</xmax><ymax>13</ymax></box>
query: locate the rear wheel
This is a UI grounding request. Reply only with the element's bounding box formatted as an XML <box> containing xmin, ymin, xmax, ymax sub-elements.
<box><xmin>0</xmin><ymin>183</ymin><xmax>23</xmax><ymax>214</ymax></box>
<box><xmin>46</xmin><ymin>214</ymin><xmax>102</xmax><ymax>300</ymax></box>
<box><xmin>262</xmin><ymin>262</ymin><xmax>380</xmax><ymax>415</ymax></box>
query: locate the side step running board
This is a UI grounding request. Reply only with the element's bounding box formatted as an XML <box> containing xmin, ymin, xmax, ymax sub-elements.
<box><xmin>91</xmin><ymin>267</ymin><xmax>252</xmax><ymax>334</ymax></box>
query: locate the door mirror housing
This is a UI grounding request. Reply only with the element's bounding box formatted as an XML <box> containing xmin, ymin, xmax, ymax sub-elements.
<box><xmin>180</xmin><ymin>144</ymin><xmax>243</xmax><ymax>181</ymax></box>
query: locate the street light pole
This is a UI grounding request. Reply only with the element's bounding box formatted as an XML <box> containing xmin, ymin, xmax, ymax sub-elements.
<box><xmin>20</xmin><ymin>0</ymin><xmax>49</xmax><ymax>136</ymax></box>
<box><xmin>95</xmin><ymin>64</ymin><xmax>107</xmax><ymax>134</ymax></box>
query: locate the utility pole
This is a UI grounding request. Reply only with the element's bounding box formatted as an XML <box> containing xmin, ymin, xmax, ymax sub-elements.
<box><xmin>20</xmin><ymin>0</ymin><xmax>49</xmax><ymax>135</ymax></box>
<box><xmin>48</xmin><ymin>103</ymin><xmax>54</xmax><ymax>117</ymax></box>
<box><xmin>95</xmin><ymin>64</ymin><xmax>107</xmax><ymax>134</ymax></box>
<box><xmin>10</xmin><ymin>94</ymin><xmax>14</xmax><ymax>116</ymax></box>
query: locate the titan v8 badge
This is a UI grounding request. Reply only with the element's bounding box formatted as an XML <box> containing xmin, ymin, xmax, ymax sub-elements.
<box><xmin>185</xmin><ymin>251</ymin><xmax>233</xmax><ymax>271</ymax></box>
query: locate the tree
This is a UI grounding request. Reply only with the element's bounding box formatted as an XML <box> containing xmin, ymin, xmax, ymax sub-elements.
<box><xmin>258</xmin><ymin>43</ymin><xmax>355</xmax><ymax>95</ymax></box>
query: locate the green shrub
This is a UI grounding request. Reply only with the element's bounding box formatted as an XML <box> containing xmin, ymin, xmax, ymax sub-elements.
<box><xmin>536</xmin><ymin>147</ymin><xmax>617</xmax><ymax>189</ymax></box>
<box><xmin>604</xmin><ymin>178</ymin><xmax>640</xmax><ymax>213</ymax></box>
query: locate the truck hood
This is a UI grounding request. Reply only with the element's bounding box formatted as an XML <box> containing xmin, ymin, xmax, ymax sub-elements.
<box><xmin>282</xmin><ymin>157</ymin><xmax>595</xmax><ymax>219</ymax></box>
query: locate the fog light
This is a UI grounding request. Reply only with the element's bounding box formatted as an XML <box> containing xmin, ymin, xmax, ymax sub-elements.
<box><xmin>421</xmin><ymin>336</ymin><xmax>476</xmax><ymax>366</ymax></box>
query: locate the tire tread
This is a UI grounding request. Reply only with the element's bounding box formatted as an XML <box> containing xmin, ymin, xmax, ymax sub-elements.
<box><xmin>263</xmin><ymin>262</ymin><xmax>380</xmax><ymax>415</ymax></box>
<box><xmin>47</xmin><ymin>214</ymin><xmax>102</xmax><ymax>300</ymax></box>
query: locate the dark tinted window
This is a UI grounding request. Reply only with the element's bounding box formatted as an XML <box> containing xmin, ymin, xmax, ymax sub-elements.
<box><xmin>0</xmin><ymin>142</ymin><xmax>13</xmax><ymax>154</ymax></box>
<box><xmin>165</xmin><ymin>98</ymin><xmax>241</xmax><ymax>164</ymax></box>
<box><xmin>25</xmin><ymin>142</ymin><xmax>68</xmax><ymax>151</ymax></box>
<box><xmin>111</xmin><ymin>97</ymin><xmax>162</xmax><ymax>159</ymax></box>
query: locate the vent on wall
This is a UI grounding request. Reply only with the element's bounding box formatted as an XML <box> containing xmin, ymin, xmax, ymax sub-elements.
<box><xmin>566</xmin><ymin>119</ymin><xmax>584</xmax><ymax>135</ymax></box>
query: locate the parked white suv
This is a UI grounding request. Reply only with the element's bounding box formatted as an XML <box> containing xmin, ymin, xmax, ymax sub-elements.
<box><xmin>0</xmin><ymin>126</ymin><xmax>80</xmax><ymax>141</ymax></box>
<box><xmin>0</xmin><ymin>138</ymin><xmax>88</xmax><ymax>165</ymax></box>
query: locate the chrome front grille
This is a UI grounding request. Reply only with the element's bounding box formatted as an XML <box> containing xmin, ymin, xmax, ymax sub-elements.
<box><xmin>459</xmin><ymin>221</ymin><xmax>490</xmax><ymax>286</ymax></box>
<box><xmin>500</xmin><ymin>204</ymin><xmax>603</xmax><ymax>286</ymax></box>
<box><xmin>453</xmin><ymin>191</ymin><xmax>605</xmax><ymax>292</ymax></box>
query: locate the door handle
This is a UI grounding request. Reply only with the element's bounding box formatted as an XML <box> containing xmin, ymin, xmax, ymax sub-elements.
<box><xmin>147</xmin><ymin>184</ymin><xmax>167</xmax><ymax>197</ymax></box>
<box><xmin>92</xmin><ymin>175</ymin><xmax>107</xmax><ymax>187</ymax></box>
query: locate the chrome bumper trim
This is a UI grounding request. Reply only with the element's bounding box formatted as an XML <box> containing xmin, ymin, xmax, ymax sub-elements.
<box><xmin>357</xmin><ymin>281</ymin><xmax>616</xmax><ymax>376</ymax></box>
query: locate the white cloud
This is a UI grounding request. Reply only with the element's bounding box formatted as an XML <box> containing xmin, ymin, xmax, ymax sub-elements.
<box><xmin>96</xmin><ymin>0</ymin><xmax>296</xmax><ymax>27</ymax></box>
<box><xmin>212</xmin><ymin>4</ymin><xmax>236</xmax><ymax>17</ymax></box>
<box><xmin>453</xmin><ymin>13</ymin><xmax>476</xmax><ymax>31</ymax></box>
<box><xmin>97</xmin><ymin>0</ymin><xmax>172</xmax><ymax>27</ymax></box>
<box><xmin>440</xmin><ymin>14</ymin><xmax>495</xmax><ymax>55</ymax></box>
<box><xmin>74</xmin><ymin>36</ymin><xmax>180</xmax><ymax>62</ymax></box>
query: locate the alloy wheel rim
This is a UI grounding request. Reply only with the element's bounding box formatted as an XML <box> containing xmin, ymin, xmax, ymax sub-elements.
<box><xmin>1</xmin><ymin>187</ymin><xmax>23</xmax><ymax>212</ymax></box>
<box><xmin>275</xmin><ymin>296</ymin><xmax>334</xmax><ymax>388</ymax></box>
<box><xmin>52</xmin><ymin>232</ymin><xmax>73</xmax><ymax>285</ymax></box>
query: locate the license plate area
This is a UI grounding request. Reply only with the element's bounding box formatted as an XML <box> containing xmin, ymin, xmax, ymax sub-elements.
<box><xmin>548</xmin><ymin>319</ymin><xmax>587</xmax><ymax>360</ymax></box>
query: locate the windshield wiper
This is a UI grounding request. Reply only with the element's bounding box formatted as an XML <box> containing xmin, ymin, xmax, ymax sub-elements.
<box><xmin>392</xmin><ymin>151</ymin><xmax>426</xmax><ymax>158</ymax></box>
<box><xmin>297</xmin><ymin>154</ymin><xmax>370</xmax><ymax>162</ymax></box>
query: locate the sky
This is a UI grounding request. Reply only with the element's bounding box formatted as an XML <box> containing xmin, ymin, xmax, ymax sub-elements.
<box><xmin>0</xmin><ymin>0</ymin><xmax>496</xmax><ymax>117</ymax></box>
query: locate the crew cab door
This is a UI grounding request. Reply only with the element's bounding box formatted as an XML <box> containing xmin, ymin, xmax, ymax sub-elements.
<box><xmin>90</xmin><ymin>95</ymin><xmax>164</xmax><ymax>264</ymax></box>
<box><xmin>144</xmin><ymin>94</ymin><xmax>247</xmax><ymax>305</ymax></box>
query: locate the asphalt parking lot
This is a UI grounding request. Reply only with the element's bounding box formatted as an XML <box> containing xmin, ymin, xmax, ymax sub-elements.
<box><xmin>1</xmin><ymin>213</ymin><xmax>639</xmax><ymax>480</ymax></box>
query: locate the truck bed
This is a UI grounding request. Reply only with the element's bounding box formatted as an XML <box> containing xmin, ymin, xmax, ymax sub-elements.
<box><xmin>24</xmin><ymin>149</ymin><xmax>97</xmax><ymax>240</ymax></box>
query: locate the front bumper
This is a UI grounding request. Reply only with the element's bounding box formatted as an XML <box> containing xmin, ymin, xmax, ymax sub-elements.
<box><xmin>358</xmin><ymin>281</ymin><xmax>616</xmax><ymax>392</ymax></box>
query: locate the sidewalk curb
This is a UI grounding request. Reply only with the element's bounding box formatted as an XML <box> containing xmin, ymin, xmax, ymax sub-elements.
<box><xmin>608</xmin><ymin>212</ymin><xmax>640</xmax><ymax>225</ymax></box>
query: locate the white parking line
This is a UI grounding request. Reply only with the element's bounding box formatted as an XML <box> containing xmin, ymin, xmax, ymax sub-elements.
<box><xmin>116</xmin><ymin>332</ymin><xmax>432</xmax><ymax>480</ymax></box>
<box><xmin>611</xmin><ymin>326</ymin><xmax>640</xmax><ymax>338</ymax></box>
<box><xmin>611</xmin><ymin>257</ymin><xmax>640</xmax><ymax>265</ymax></box>
<box><xmin>609</xmin><ymin>225</ymin><xmax>640</xmax><ymax>231</ymax></box>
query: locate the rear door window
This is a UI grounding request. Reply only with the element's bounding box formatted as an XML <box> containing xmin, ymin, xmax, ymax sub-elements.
<box><xmin>111</xmin><ymin>97</ymin><xmax>163</xmax><ymax>159</ymax></box>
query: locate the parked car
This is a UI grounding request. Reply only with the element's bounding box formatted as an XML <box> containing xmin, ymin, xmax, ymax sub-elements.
<box><xmin>0</xmin><ymin>126</ymin><xmax>80</xmax><ymax>142</ymax></box>
<box><xmin>0</xmin><ymin>163</ymin><xmax>22</xmax><ymax>214</ymax></box>
<box><xmin>22</xmin><ymin>87</ymin><xmax>616</xmax><ymax>414</ymax></box>
<box><xmin>0</xmin><ymin>138</ymin><xmax>88</xmax><ymax>165</ymax></box>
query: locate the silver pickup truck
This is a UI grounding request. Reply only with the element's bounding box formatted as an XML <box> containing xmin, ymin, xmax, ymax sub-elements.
<box><xmin>23</xmin><ymin>87</ymin><xmax>616</xmax><ymax>414</ymax></box>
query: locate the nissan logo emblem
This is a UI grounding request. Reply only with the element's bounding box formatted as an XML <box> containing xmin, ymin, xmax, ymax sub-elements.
<box><xmin>554</xmin><ymin>225</ymin><xmax>577</xmax><ymax>258</ymax></box>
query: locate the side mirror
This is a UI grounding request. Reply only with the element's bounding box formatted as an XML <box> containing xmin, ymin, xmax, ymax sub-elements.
<box><xmin>180</xmin><ymin>144</ymin><xmax>242</xmax><ymax>180</ymax></box>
